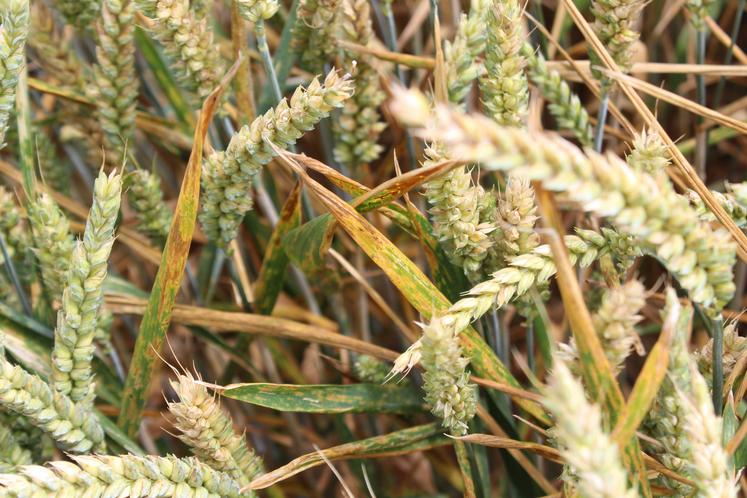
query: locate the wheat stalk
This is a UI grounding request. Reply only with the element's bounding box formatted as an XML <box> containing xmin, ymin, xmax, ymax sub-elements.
<box><xmin>200</xmin><ymin>69</ymin><xmax>354</xmax><ymax>247</ymax></box>
<box><xmin>0</xmin><ymin>0</ymin><xmax>29</xmax><ymax>150</ymax></box>
<box><xmin>51</xmin><ymin>170</ymin><xmax>122</xmax><ymax>406</ymax></box>
<box><xmin>0</xmin><ymin>454</ymin><xmax>241</xmax><ymax>497</ymax></box>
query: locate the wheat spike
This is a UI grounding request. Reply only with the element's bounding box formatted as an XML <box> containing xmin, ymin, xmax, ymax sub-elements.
<box><xmin>0</xmin><ymin>0</ymin><xmax>28</xmax><ymax>150</ymax></box>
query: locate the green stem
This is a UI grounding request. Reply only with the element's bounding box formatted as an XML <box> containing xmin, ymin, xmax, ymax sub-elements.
<box><xmin>593</xmin><ymin>90</ymin><xmax>609</xmax><ymax>152</ymax></box>
<box><xmin>695</xmin><ymin>28</ymin><xmax>708</xmax><ymax>179</ymax></box>
<box><xmin>712</xmin><ymin>316</ymin><xmax>723</xmax><ymax>415</ymax></box>
<box><xmin>255</xmin><ymin>19</ymin><xmax>282</xmax><ymax>105</ymax></box>
<box><xmin>0</xmin><ymin>234</ymin><xmax>31</xmax><ymax>316</ymax></box>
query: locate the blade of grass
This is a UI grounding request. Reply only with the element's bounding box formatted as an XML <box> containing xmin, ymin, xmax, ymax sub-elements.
<box><xmin>611</xmin><ymin>296</ymin><xmax>688</xmax><ymax>445</ymax></box>
<box><xmin>453</xmin><ymin>440</ymin><xmax>476</xmax><ymax>498</ymax></box>
<box><xmin>249</xmin><ymin>424</ymin><xmax>446</xmax><ymax>489</ymax></box>
<box><xmin>117</xmin><ymin>61</ymin><xmax>239</xmax><ymax>437</ymax></box>
<box><xmin>218</xmin><ymin>383</ymin><xmax>425</xmax><ymax>414</ymax></box>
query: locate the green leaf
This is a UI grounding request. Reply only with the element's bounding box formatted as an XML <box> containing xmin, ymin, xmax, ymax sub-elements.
<box><xmin>282</xmin><ymin>213</ymin><xmax>334</xmax><ymax>274</ymax></box>
<box><xmin>221</xmin><ymin>383</ymin><xmax>425</xmax><ymax>414</ymax></box>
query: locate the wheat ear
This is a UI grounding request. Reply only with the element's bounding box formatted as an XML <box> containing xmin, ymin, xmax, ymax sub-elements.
<box><xmin>168</xmin><ymin>374</ymin><xmax>264</xmax><ymax>490</ymax></box>
<box><xmin>127</xmin><ymin>169</ymin><xmax>173</xmax><ymax>246</ymax></box>
<box><xmin>444</xmin><ymin>0</ymin><xmax>489</xmax><ymax>104</ymax></box>
<box><xmin>200</xmin><ymin>69</ymin><xmax>354</xmax><ymax>247</ymax></box>
<box><xmin>291</xmin><ymin>0</ymin><xmax>341</xmax><ymax>72</ymax></box>
<box><xmin>392</xmin><ymin>89</ymin><xmax>736</xmax><ymax>317</ymax></box>
<box><xmin>27</xmin><ymin>193</ymin><xmax>74</xmax><ymax>301</ymax></box>
<box><xmin>0</xmin><ymin>454</ymin><xmax>242</xmax><ymax>497</ymax></box>
<box><xmin>51</xmin><ymin>170</ymin><xmax>122</xmax><ymax>406</ymax></box>
<box><xmin>0</xmin><ymin>0</ymin><xmax>28</xmax><ymax>150</ymax></box>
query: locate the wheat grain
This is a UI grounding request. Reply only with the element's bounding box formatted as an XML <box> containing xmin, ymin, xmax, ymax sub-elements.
<box><xmin>200</xmin><ymin>69</ymin><xmax>354</xmax><ymax>247</ymax></box>
<box><xmin>544</xmin><ymin>357</ymin><xmax>639</xmax><ymax>498</ymax></box>
<box><xmin>51</xmin><ymin>0</ymin><xmax>99</xmax><ymax>29</ymax></box>
<box><xmin>292</xmin><ymin>0</ymin><xmax>341</xmax><ymax>72</ymax></box>
<box><xmin>0</xmin><ymin>420</ymin><xmax>31</xmax><ymax>473</ymax></box>
<box><xmin>0</xmin><ymin>0</ymin><xmax>29</xmax><ymax>150</ymax></box>
<box><xmin>522</xmin><ymin>44</ymin><xmax>593</xmax><ymax>147</ymax></box>
<box><xmin>91</xmin><ymin>0</ymin><xmax>137</xmax><ymax>161</ymax></box>
<box><xmin>168</xmin><ymin>374</ymin><xmax>263</xmax><ymax>490</ymax></box>
<box><xmin>480</xmin><ymin>0</ymin><xmax>528</xmax><ymax>127</ymax></box>
<box><xmin>444</xmin><ymin>0</ymin><xmax>489</xmax><ymax>104</ymax></box>
<box><xmin>127</xmin><ymin>169</ymin><xmax>173</xmax><ymax>246</ymax></box>
<box><xmin>27</xmin><ymin>193</ymin><xmax>74</xmax><ymax>301</ymax></box>
<box><xmin>0</xmin><ymin>454</ymin><xmax>241</xmax><ymax>497</ymax></box>
<box><xmin>140</xmin><ymin>0</ymin><xmax>224</xmax><ymax>103</ymax></box>
<box><xmin>420</xmin><ymin>315</ymin><xmax>477</xmax><ymax>435</ymax></box>
<box><xmin>422</xmin><ymin>145</ymin><xmax>495</xmax><ymax>283</ymax></box>
<box><xmin>391</xmin><ymin>228</ymin><xmax>613</xmax><ymax>374</ymax></box>
<box><xmin>682</xmin><ymin>366</ymin><xmax>737</xmax><ymax>498</ymax></box>
<box><xmin>51</xmin><ymin>170</ymin><xmax>122</xmax><ymax>406</ymax></box>
<box><xmin>0</xmin><ymin>345</ymin><xmax>105</xmax><ymax>453</ymax></box>
<box><xmin>391</xmin><ymin>88</ymin><xmax>737</xmax><ymax>316</ymax></box>
<box><xmin>332</xmin><ymin>0</ymin><xmax>386</xmax><ymax>169</ymax></box>
<box><xmin>557</xmin><ymin>279</ymin><xmax>646</xmax><ymax>373</ymax></box>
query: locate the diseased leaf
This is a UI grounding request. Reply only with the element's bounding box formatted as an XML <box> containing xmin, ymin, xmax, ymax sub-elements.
<box><xmin>221</xmin><ymin>383</ymin><xmax>425</xmax><ymax>414</ymax></box>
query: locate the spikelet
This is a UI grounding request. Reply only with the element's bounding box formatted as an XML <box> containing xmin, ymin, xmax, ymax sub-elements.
<box><xmin>127</xmin><ymin>169</ymin><xmax>173</xmax><ymax>245</ymax></box>
<box><xmin>479</xmin><ymin>0</ymin><xmax>528</xmax><ymax>127</ymax></box>
<box><xmin>141</xmin><ymin>0</ymin><xmax>224</xmax><ymax>103</ymax></box>
<box><xmin>354</xmin><ymin>355</ymin><xmax>391</xmax><ymax>384</ymax></box>
<box><xmin>423</xmin><ymin>145</ymin><xmax>495</xmax><ymax>283</ymax></box>
<box><xmin>626</xmin><ymin>129</ymin><xmax>671</xmax><ymax>174</ymax></box>
<box><xmin>292</xmin><ymin>0</ymin><xmax>341</xmax><ymax>72</ymax></box>
<box><xmin>0</xmin><ymin>346</ymin><xmax>106</xmax><ymax>454</ymax></box>
<box><xmin>420</xmin><ymin>315</ymin><xmax>477</xmax><ymax>435</ymax></box>
<box><xmin>51</xmin><ymin>170</ymin><xmax>122</xmax><ymax>406</ymax></box>
<box><xmin>0</xmin><ymin>0</ymin><xmax>29</xmax><ymax>150</ymax></box>
<box><xmin>589</xmin><ymin>0</ymin><xmax>646</xmax><ymax>80</ymax></box>
<box><xmin>27</xmin><ymin>193</ymin><xmax>74</xmax><ymax>301</ymax></box>
<box><xmin>642</xmin><ymin>289</ymin><xmax>693</xmax><ymax>495</ymax></box>
<box><xmin>558</xmin><ymin>280</ymin><xmax>646</xmax><ymax>373</ymax></box>
<box><xmin>494</xmin><ymin>175</ymin><xmax>539</xmax><ymax>261</ymax></box>
<box><xmin>35</xmin><ymin>129</ymin><xmax>70</xmax><ymax>195</ymax></box>
<box><xmin>682</xmin><ymin>366</ymin><xmax>737</xmax><ymax>498</ymax></box>
<box><xmin>91</xmin><ymin>0</ymin><xmax>138</xmax><ymax>160</ymax></box>
<box><xmin>168</xmin><ymin>374</ymin><xmax>264</xmax><ymax>490</ymax></box>
<box><xmin>544</xmin><ymin>357</ymin><xmax>638</xmax><ymax>498</ymax></box>
<box><xmin>200</xmin><ymin>69</ymin><xmax>354</xmax><ymax>246</ymax></box>
<box><xmin>522</xmin><ymin>45</ymin><xmax>592</xmax><ymax>147</ymax></box>
<box><xmin>332</xmin><ymin>0</ymin><xmax>386</xmax><ymax>169</ymax></box>
<box><xmin>51</xmin><ymin>0</ymin><xmax>100</xmax><ymax>29</ymax></box>
<box><xmin>236</xmin><ymin>0</ymin><xmax>278</xmax><ymax>22</ymax></box>
<box><xmin>391</xmin><ymin>88</ymin><xmax>737</xmax><ymax>317</ymax></box>
<box><xmin>0</xmin><ymin>454</ymin><xmax>242</xmax><ymax>497</ymax></box>
<box><xmin>0</xmin><ymin>421</ymin><xmax>31</xmax><ymax>473</ymax></box>
<box><xmin>391</xmin><ymin>228</ymin><xmax>612</xmax><ymax>373</ymax></box>
<box><xmin>445</xmin><ymin>0</ymin><xmax>489</xmax><ymax>104</ymax></box>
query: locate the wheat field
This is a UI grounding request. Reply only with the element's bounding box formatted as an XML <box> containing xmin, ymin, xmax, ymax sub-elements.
<box><xmin>0</xmin><ymin>0</ymin><xmax>746</xmax><ymax>496</ymax></box>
